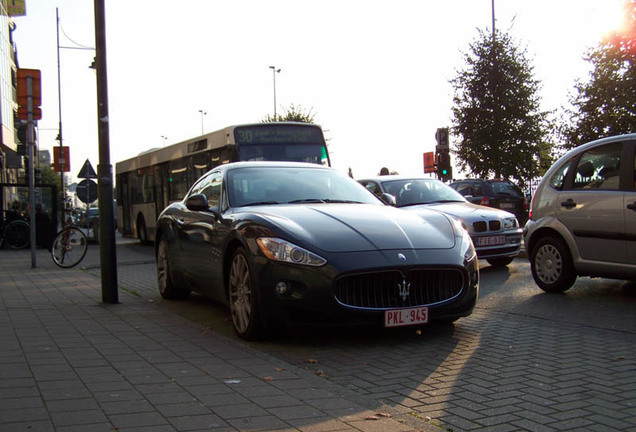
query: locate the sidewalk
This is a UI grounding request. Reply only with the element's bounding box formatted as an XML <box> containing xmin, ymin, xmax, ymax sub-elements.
<box><xmin>0</xmin><ymin>245</ymin><xmax>435</xmax><ymax>432</ymax></box>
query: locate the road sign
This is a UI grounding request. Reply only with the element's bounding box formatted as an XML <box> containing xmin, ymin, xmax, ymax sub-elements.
<box><xmin>17</xmin><ymin>106</ymin><xmax>42</xmax><ymax>120</ymax></box>
<box><xmin>78</xmin><ymin>159</ymin><xmax>97</xmax><ymax>179</ymax></box>
<box><xmin>53</xmin><ymin>146</ymin><xmax>70</xmax><ymax>173</ymax></box>
<box><xmin>423</xmin><ymin>152</ymin><xmax>435</xmax><ymax>173</ymax></box>
<box><xmin>17</xmin><ymin>68</ymin><xmax>42</xmax><ymax>107</ymax></box>
<box><xmin>76</xmin><ymin>179</ymin><xmax>98</xmax><ymax>204</ymax></box>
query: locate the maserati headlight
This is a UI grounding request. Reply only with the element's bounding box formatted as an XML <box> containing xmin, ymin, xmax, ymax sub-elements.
<box><xmin>502</xmin><ymin>217</ymin><xmax>519</xmax><ymax>229</ymax></box>
<box><xmin>257</xmin><ymin>237</ymin><xmax>327</xmax><ymax>266</ymax></box>
<box><xmin>460</xmin><ymin>228</ymin><xmax>477</xmax><ymax>263</ymax></box>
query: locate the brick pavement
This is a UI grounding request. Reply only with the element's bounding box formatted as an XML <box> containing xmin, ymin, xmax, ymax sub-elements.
<box><xmin>0</xmin><ymin>245</ymin><xmax>436</xmax><ymax>432</ymax></box>
<box><xmin>4</xmin><ymin>239</ymin><xmax>636</xmax><ymax>432</ymax></box>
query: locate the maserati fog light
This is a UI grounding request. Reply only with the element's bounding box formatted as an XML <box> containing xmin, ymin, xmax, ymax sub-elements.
<box><xmin>275</xmin><ymin>281</ymin><xmax>289</xmax><ymax>295</ymax></box>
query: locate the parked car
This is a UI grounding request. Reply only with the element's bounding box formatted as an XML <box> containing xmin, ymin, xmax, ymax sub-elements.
<box><xmin>449</xmin><ymin>178</ymin><xmax>529</xmax><ymax>225</ymax></box>
<box><xmin>359</xmin><ymin>176</ymin><xmax>522</xmax><ymax>267</ymax></box>
<box><xmin>78</xmin><ymin>207</ymin><xmax>99</xmax><ymax>227</ymax></box>
<box><xmin>524</xmin><ymin>133</ymin><xmax>636</xmax><ymax>292</ymax></box>
<box><xmin>155</xmin><ymin>162</ymin><xmax>479</xmax><ymax>340</ymax></box>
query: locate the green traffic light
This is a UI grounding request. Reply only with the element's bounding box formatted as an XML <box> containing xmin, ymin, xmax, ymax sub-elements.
<box><xmin>442</xmin><ymin>169</ymin><xmax>448</xmax><ymax>175</ymax></box>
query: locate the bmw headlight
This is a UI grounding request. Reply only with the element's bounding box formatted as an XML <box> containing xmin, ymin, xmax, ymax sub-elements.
<box><xmin>502</xmin><ymin>217</ymin><xmax>519</xmax><ymax>229</ymax></box>
<box><xmin>257</xmin><ymin>237</ymin><xmax>327</xmax><ymax>266</ymax></box>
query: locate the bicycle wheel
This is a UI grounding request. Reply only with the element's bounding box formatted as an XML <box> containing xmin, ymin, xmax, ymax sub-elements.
<box><xmin>4</xmin><ymin>220</ymin><xmax>30</xmax><ymax>249</ymax></box>
<box><xmin>51</xmin><ymin>227</ymin><xmax>88</xmax><ymax>268</ymax></box>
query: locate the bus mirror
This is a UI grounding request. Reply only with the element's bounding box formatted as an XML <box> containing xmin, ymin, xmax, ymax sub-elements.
<box><xmin>185</xmin><ymin>194</ymin><xmax>209</xmax><ymax>211</ymax></box>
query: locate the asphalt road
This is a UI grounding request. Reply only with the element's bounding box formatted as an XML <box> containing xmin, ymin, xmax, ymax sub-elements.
<box><xmin>83</xmin><ymin>239</ymin><xmax>636</xmax><ymax>432</ymax></box>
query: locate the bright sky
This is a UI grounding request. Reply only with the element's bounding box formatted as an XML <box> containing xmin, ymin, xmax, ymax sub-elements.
<box><xmin>13</xmin><ymin>0</ymin><xmax>625</xmax><ymax>183</ymax></box>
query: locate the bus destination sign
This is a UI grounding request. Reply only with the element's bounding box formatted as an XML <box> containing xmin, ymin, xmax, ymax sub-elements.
<box><xmin>234</xmin><ymin>125</ymin><xmax>324</xmax><ymax>145</ymax></box>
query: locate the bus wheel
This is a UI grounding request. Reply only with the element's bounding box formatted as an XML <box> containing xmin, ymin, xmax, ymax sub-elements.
<box><xmin>137</xmin><ymin>216</ymin><xmax>148</xmax><ymax>244</ymax></box>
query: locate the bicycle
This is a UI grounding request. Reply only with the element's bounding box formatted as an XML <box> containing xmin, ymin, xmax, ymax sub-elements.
<box><xmin>0</xmin><ymin>211</ymin><xmax>30</xmax><ymax>250</ymax></box>
<box><xmin>50</xmin><ymin>216</ymin><xmax>88</xmax><ymax>268</ymax></box>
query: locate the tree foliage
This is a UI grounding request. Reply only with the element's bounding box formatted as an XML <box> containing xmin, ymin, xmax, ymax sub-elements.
<box><xmin>262</xmin><ymin>103</ymin><xmax>316</xmax><ymax>123</ymax></box>
<box><xmin>561</xmin><ymin>0</ymin><xmax>636</xmax><ymax>149</ymax></box>
<box><xmin>450</xmin><ymin>29</ymin><xmax>553</xmax><ymax>188</ymax></box>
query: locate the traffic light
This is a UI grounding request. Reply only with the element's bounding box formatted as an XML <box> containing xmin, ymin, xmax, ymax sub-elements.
<box><xmin>436</xmin><ymin>151</ymin><xmax>452</xmax><ymax>182</ymax></box>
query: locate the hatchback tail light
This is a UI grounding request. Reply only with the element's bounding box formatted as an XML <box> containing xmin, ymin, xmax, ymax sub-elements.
<box><xmin>480</xmin><ymin>196</ymin><xmax>490</xmax><ymax>206</ymax></box>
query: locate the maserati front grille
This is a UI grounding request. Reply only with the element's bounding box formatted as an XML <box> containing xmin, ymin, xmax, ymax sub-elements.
<box><xmin>334</xmin><ymin>268</ymin><xmax>465</xmax><ymax>310</ymax></box>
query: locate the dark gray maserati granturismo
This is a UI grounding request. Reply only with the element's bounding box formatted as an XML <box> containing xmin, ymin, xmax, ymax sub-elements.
<box><xmin>155</xmin><ymin>162</ymin><xmax>479</xmax><ymax>340</ymax></box>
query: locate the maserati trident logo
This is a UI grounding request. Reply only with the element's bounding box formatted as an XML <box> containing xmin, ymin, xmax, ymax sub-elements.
<box><xmin>397</xmin><ymin>278</ymin><xmax>411</xmax><ymax>302</ymax></box>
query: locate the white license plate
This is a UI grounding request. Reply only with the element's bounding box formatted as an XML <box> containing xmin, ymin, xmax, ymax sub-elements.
<box><xmin>384</xmin><ymin>307</ymin><xmax>429</xmax><ymax>327</ymax></box>
<box><xmin>476</xmin><ymin>235</ymin><xmax>506</xmax><ymax>246</ymax></box>
<box><xmin>500</xmin><ymin>203</ymin><xmax>515</xmax><ymax>209</ymax></box>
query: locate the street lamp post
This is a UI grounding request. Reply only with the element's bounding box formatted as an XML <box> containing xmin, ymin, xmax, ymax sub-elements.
<box><xmin>198</xmin><ymin>110</ymin><xmax>206</xmax><ymax>135</ymax></box>
<box><xmin>161</xmin><ymin>135</ymin><xmax>168</xmax><ymax>147</ymax></box>
<box><xmin>268</xmin><ymin>66</ymin><xmax>281</xmax><ymax>119</ymax></box>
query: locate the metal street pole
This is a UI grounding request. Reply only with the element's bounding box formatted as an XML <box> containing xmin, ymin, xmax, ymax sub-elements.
<box><xmin>56</xmin><ymin>8</ymin><xmax>66</xmax><ymax>223</ymax></box>
<box><xmin>269</xmin><ymin>66</ymin><xmax>280</xmax><ymax>118</ymax></box>
<box><xmin>198</xmin><ymin>110</ymin><xmax>206</xmax><ymax>135</ymax></box>
<box><xmin>94</xmin><ymin>0</ymin><xmax>118</xmax><ymax>303</ymax></box>
<box><xmin>26</xmin><ymin>76</ymin><xmax>36</xmax><ymax>267</ymax></box>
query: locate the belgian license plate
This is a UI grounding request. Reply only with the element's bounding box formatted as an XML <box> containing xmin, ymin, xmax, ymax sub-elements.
<box><xmin>384</xmin><ymin>307</ymin><xmax>429</xmax><ymax>327</ymax></box>
<box><xmin>476</xmin><ymin>235</ymin><xmax>506</xmax><ymax>246</ymax></box>
<box><xmin>500</xmin><ymin>202</ymin><xmax>515</xmax><ymax>209</ymax></box>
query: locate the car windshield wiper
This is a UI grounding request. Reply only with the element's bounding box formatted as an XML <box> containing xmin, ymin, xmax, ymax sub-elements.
<box><xmin>322</xmin><ymin>199</ymin><xmax>364</xmax><ymax>204</ymax></box>
<box><xmin>288</xmin><ymin>198</ymin><xmax>327</xmax><ymax>204</ymax></box>
<box><xmin>399</xmin><ymin>199</ymin><xmax>463</xmax><ymax>207</ymax></box>
<box><xmin>242</xmin><ymin>201</ymin><xmax>280</xmax><ymax>207</ymax></box>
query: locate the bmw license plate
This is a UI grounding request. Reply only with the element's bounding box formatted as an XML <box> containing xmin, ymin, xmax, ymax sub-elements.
<box><xmin>500</xmin><ymin>202</ymin><xmax>515</xmax><ymax>209</ymax></box>
<box><xmin>476</xmin><ymin>235</ymin><xmax>506</xmax><ymax>246</ymax></box>
<box><xmin>385</xmin><ymin>307</ymin><xmax>429</xmax><ymax>327</ymax></box>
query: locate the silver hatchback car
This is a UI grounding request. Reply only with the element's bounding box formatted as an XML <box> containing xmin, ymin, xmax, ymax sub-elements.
<box><xmin>524</xmin><ymin>133</ymin><xmax>636</xmax><ymax>292</ymax></box>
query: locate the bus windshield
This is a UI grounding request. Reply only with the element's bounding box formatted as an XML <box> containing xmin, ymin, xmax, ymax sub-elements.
<box><xmin>236</xmin><ymin>143</ymin><xmax>329</xmax><ymax>165</ymax></box>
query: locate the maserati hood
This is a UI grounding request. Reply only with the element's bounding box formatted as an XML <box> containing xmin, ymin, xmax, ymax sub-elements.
<box><xmin>249</xmin><ymin>204</ymin><xmax>456</xmax><ymax>253</ymax></box>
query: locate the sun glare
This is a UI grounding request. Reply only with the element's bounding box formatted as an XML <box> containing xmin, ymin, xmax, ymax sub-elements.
<box><xmin>590</xmin><ymin>0</ymin><xmax>627</xmax><ymax>40</ymax></box>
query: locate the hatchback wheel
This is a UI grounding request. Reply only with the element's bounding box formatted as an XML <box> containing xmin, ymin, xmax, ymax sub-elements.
<box><xmin>228</xmin><ymin>247</ymin><xmax>264</xmax><ymax>340</ymax></box>
<box><xmin>530</xmin><ymin>236</ymin><xmax>576</xmax><ymax>292</ymax></box>
<box><xmin>157</xmin><ymin>237</ymin><xmax>190</xmax><ymax>300</ymax></box>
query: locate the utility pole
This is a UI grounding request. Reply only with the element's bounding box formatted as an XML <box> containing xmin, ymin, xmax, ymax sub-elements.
<box><xmin>94</xmin><ymin>0</ymin><xmax>118</xmax><ymax>303</ymax></box>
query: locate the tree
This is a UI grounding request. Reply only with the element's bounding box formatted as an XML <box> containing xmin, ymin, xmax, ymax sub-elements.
<box><xmin>262</xmin><ymin>103</ymin><xmax>316</xmax><ymax>123</ymax></box>
<box><xmin>561</xmin><ymin>0</ymin><xmax>636</xmax><ymax>149</ymax></box>
<box><xmin>450</xmin><ymin>28</ymin><xmax>554</xmax><ymax>188</ymax></box>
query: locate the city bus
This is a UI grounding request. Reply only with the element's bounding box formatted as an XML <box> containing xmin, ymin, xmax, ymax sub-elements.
<box><xmin>115</xmin><ymin>122</ymin><xmax>330</xmax><ymax>242</ymax></box>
